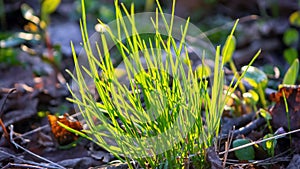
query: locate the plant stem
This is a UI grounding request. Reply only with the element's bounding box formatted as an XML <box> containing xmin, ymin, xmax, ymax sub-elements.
<box><xmin>229</xmin><ymin>60</ymin><xmax>246</xmax><ymax>93</ymax></box>
<box><xmin>257</xmin><ymin>84</ymin><xmax>267</xmax><ymax>108</ymax></box>
<box><xmin>282</xmin><ymin>90</ymin><xmax>292</xmax><ymax>146</ymax></box>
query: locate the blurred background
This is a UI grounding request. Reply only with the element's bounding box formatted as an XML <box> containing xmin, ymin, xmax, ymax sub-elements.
<box><xmin>1</xmin><ymin>0</ymin><xmax>299</xmax><ymax>71</ymax></box>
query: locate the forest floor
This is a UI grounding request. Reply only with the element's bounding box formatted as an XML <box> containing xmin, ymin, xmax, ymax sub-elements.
<box><xmin>0</xmin><ymin>0</ymin><xmax>300</xmax><ymax>168</ymax></box>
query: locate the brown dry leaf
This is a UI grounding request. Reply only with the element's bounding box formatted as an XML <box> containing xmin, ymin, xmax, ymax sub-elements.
<box><xmin>269</xmin><ymin>85</ymin><xmax>300</xmax><ymax>132</ymax></box>
<box><xmin>48</xmin><ymin>114</ymin><xmax>83</xmax><ymax>146</ymax></box>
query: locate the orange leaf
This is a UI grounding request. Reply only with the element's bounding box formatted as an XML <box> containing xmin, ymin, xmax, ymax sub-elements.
<box><xmin>48</xmin><ymin>114</ymin><xmax>83</xmax><ymax>145</ymax></box>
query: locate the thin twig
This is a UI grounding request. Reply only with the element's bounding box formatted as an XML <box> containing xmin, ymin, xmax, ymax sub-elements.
<box><xmin>9</xmin><ymin>125</ymin><xmax>66</xmax><ymax>169</ymax></box>
<box><xmin>222</xmin><ymin>126</ymin><xmax>235</xmax><ymax>168</ymax></box>
<box><xmin>219</xmin><ymin>128</ymin><xmax>300</xmax><ymax>155</ymax></box>
<box><xmin>14</xmin><ymin>125</ymin><xmax>48</xmax><ymax>139</ymax></box>
<box><xmin>0</xmin><ymin>118</ymin><xmax>9</xmax><ymax>142</ymax></box>
<box><xmin>222</xmin><ymin>150</ymin><xmax>291</xmax><ymax>166</ymax></box>
<box><xmin>2</xmin><ymin>163</ymin><xmax>47</xmax><ymax>169</ymax></box>
<box><xmin>0</xmin><ymin>149</ymin><xmax>57</xmax><ymax>169</ymax></box>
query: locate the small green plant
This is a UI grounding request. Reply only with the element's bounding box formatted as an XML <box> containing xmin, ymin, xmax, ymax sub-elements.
<box><xmin>261</xmin><ymin>133</ymin><xmax>277</xmax><ymax>157</ymax></box>
<box><xmin>260</xmin><ymin>108</ymin><xmax>273</xmax><ymax>133</ymax></box>
<box><xmin>67</xmin><ymin>0</ymin><xmax>261</xmax><ymax>168</ymax></box>
<box><xmin>241</xmin><ymin>66</ymin><xmax>268</xmax><ymax>108</ymax></box>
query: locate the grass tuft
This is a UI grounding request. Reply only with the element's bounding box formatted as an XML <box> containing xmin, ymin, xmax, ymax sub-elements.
<box><xmin>67</xmin><ymin>0</ymin><xmax>260</xmax><ymax>168</ymax></box>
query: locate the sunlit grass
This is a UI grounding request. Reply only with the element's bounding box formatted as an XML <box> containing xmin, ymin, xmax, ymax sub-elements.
<box><xmin>66</xmin><ymin>0</ymin><xmax>261</xmax><ymax>168</ymax></box>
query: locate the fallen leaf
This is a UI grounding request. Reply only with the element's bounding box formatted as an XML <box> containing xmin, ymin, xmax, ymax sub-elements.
<box><xmin>232</xmin><ymin>138</ymin><xmax>255</xmax><ymax>161</ymax></box>
<box><xmin>48</xmin><ymin>114</ymin><xmax>83</xmax><ymax>146</ymax></box>
<box><xmin>269</xmin><ymin>85</ymin><xmax>300</xmax><ymax>132</ymax></box>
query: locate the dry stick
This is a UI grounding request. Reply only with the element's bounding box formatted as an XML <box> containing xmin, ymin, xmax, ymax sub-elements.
<box><xmin>0</xmin><ymin>149</ymin><xmax>57</xmax><ymax>169</ymax></box>
<box><xmin>0</xmin><ymin>118</ymin><xmax>9</xmax><ymax>141</ymax></box>
<box><xmin>219</xmin><ymin>128</ymin><xmax>300</xmax><ymax>155</ymax></box>
<box><xmin>9</xmin><ymin>125</ymin><xmax>66</xmax><ymax>169</ymax></box>
<box><xmin>220</xmin><ymin>116</ymin><xmax>266</xmax><ymax>140</ymax></box>
<box><xmin>222</xmin><ymin>126</ymin><xmax>235</xmax><ymax>168</ymax></box>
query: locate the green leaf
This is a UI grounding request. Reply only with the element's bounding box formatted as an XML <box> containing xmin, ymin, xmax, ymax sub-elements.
<box><xmin>41</xmin><ymin>0</ymin><xmax>61</xmax><ymax>24</ymax></box>
<box><xmin>0</xmin><ymin>48</ymin><xmax>19</xmax><ymax>65</ymax></box>
<box><xmin>37</xmin><ymin>111</ymin><xmax>48</xmax><ymax>118</ymax></box>
<box><xmin>289</xmin><ymin>11</ymin><xmax>300</xmax><ymax>27</ymax></box>
<box><xmin>284</xmin><ymin>48</ymin><xmax>298</xmax><ymax>65</ymax></box>
<box><xmin>41</xmin><ymin>0</ymin><xmax>61</xmax><ymax>14</ymax></box>
<box><xmin>282</xmin><ymin>58</ymin><xmax>299</xmax><ymax>85</ymax></box>
<box><xmin>259</xmin><ymin>108</ymin><xmax>272</xmax><ymax>120</ymax></box>
<box><xmin>232</xmin><ymin>139</ymin><xmax>255</xmax><ymax>160</ymax></box>
<box><xmin>243</xmin><ymin>90</ymin><xmax>259</xmax><ymax>105</ymax></box>
<box><xmin>241</xmin><ymin>66</ymin><xmax>268</xmax><ymax>89</ymax></box>
<box><xmin>283</xmin><ymin>28</ymin><xmax>299</xmax><ymax>46</ymax></box>
<box><xmin>222</xmin><ymin>35</ymin><xmax>236</xmax><ymax>63</ymax></box>
<box><xmin>195</xmin><ymin>64</ymin><xmax>211</xmax><ymax>78</ymax></box>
